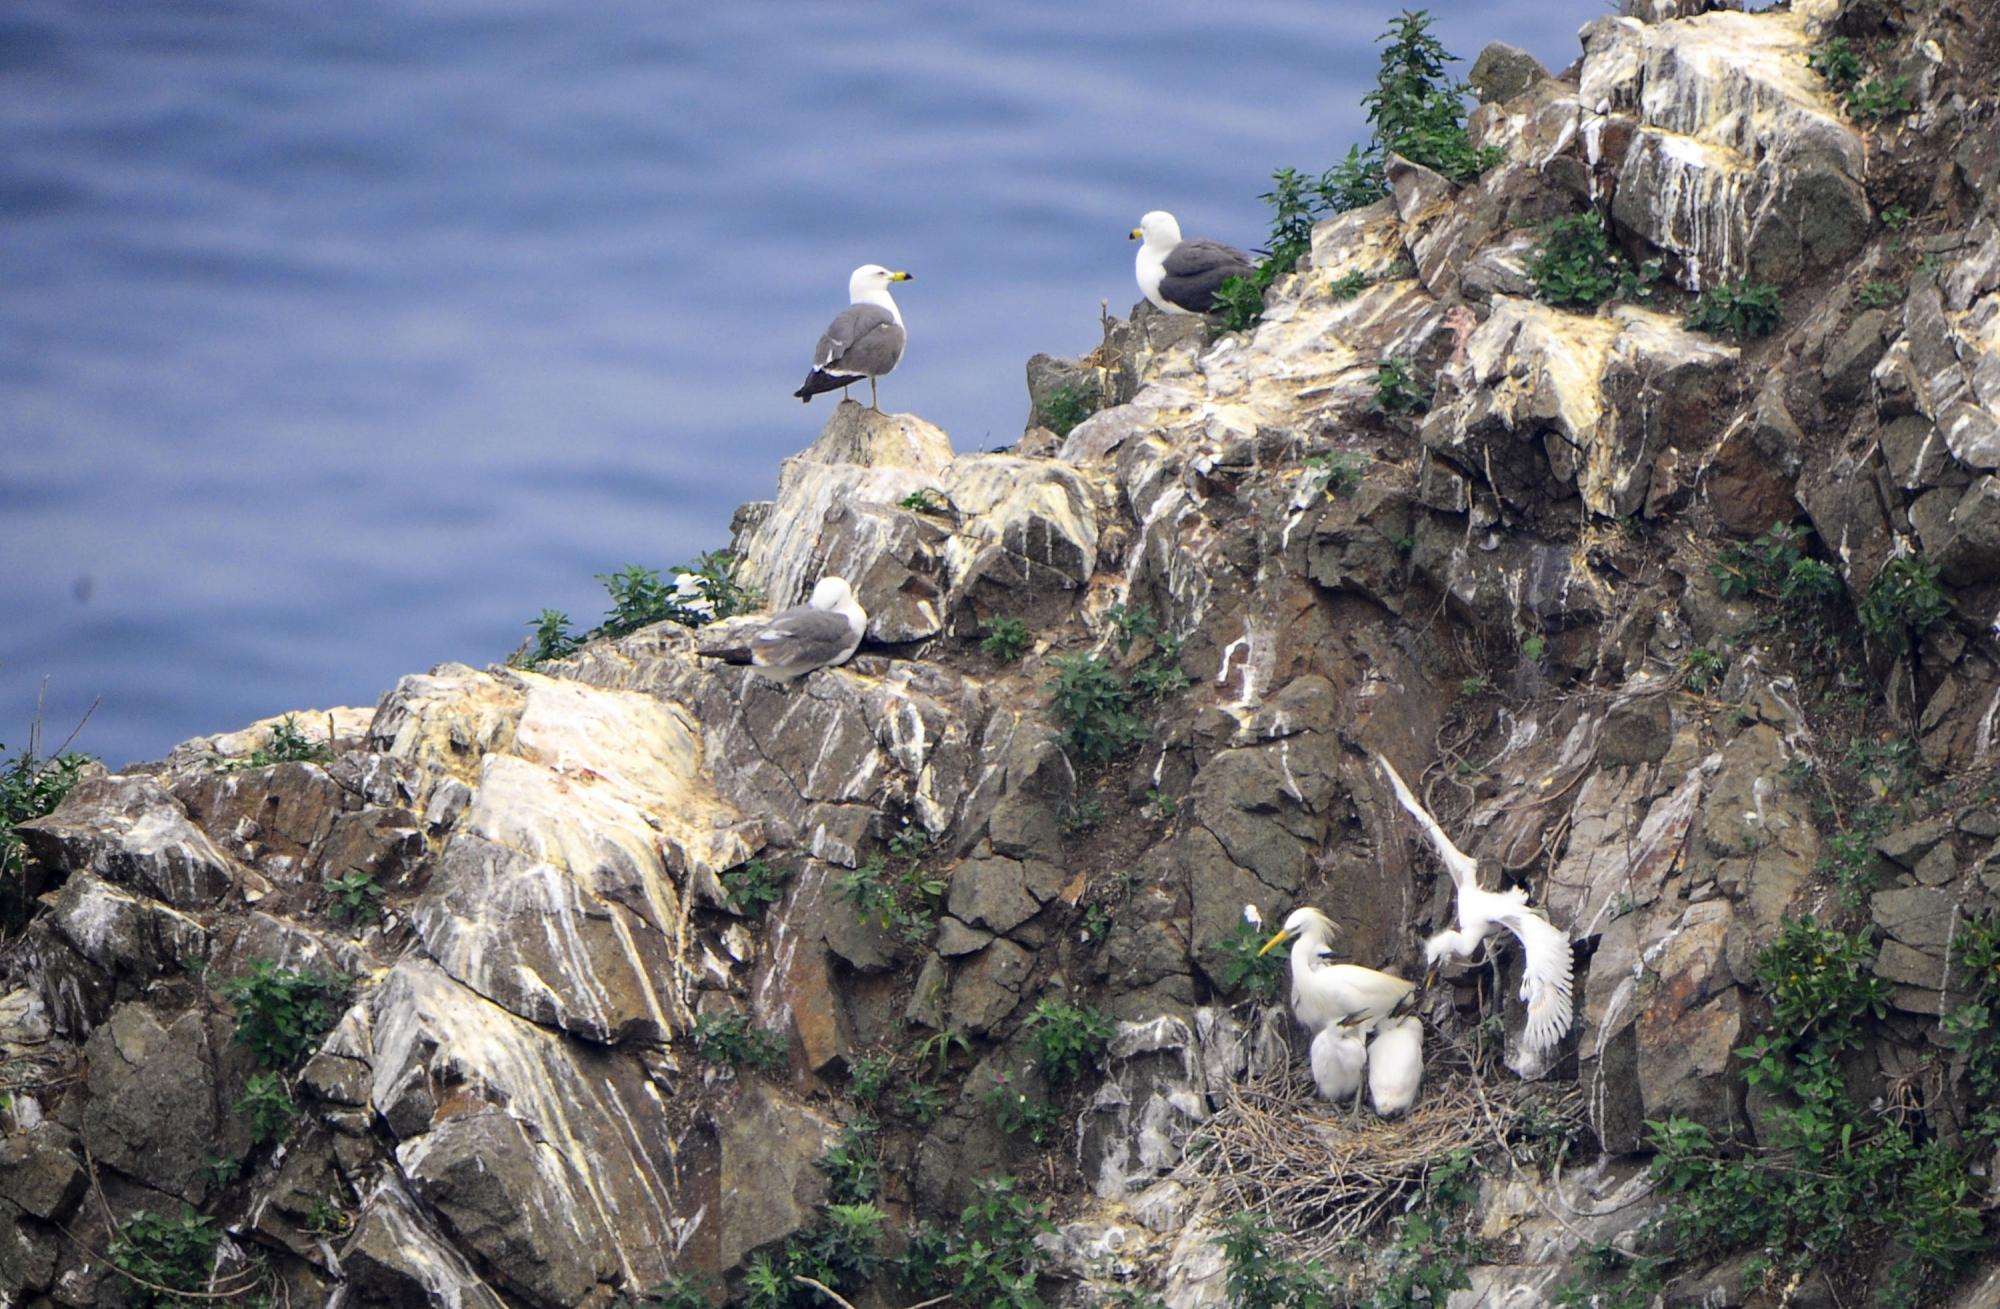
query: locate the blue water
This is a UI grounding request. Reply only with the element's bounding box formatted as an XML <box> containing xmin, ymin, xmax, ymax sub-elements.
<box><xmin>2</xmin><ymin>1</ymin><xmax>1597</xmax><ymax>767</ymax></box>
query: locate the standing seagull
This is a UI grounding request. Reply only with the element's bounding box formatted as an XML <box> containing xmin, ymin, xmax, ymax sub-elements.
<box><xmin>746</xmin><ymin>577</ymin><xmax>868</xmax><ymax>684</ymax></box>
<box><xmin>1374</xmin><ymin>752</ymin><xmax>1575</xmax><ymax>1061</ymax></box>
<box><xmin>1130</xmin><ymin>211</ymin><xmax>1257</xmax><ymax>316</ymax></box>
<box><xmin>795</xmin><ymin>264</ymin><xmax>912</xmax><ymax>412</ymax></box>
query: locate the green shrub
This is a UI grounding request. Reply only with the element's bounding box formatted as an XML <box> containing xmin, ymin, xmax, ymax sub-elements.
<box><xmin>895</xmin><ymin>1081</ymin><xmax>946</xmax><ymax>1124</ymax></box>
<box><xmin>1328</xmin><ymin>269</ymin><xmax>1370</xmax><ymax>300</ymax></box>
<box><xmin>1061</xmin><ymin>796</ymin><xmax>1106</xmax><ymax>833</ymax></box>
<box><xmin>1527</xmin><ymin>212</ymin><xmax>1660</xmax><ymax>307</ymax></box>
<box><xmin>218</xmin><ymin>959</ymin><xmax>347</xmax><ymax>1068</ymax></box>
<box><xmin>107</xmin><ymin>1208</ymin><xmax>221</xmax><ymax>1308</ymax></box>
<box><xmin>912</xmin><ymin>1027</ymin><xmax>972</xmax><ymax>1078</ymax></box>
<box><xmin>721</xmin><ymin>857</ymin><xmax>791</xmax><ymax>917</ymax></box>
<box><xmin>1858</xmin><ymin>280</ymin><xmax>1901</xmax><ymax>308</ymax></box>
<box><xmin>816</xmin><ymin>1118</ymin><xmax>881</xmax><ymax>1203</ymax></box>
<box><xmin>981</xmin><ymin>616</ymin><xmax>1031</xmax><ymax>664</ymax></box>
<box><xmin>1807</xmin><ymin>37</ymin><xmax>1865</xmax><ymax>88</ymax></box>
<box><xmin>615</xmin><ymin>1273</ymin><xmax>716</xmax><ymax>1309</ymax></box>
<box><xmin>897</xmin><ymin>488</ymin><xmax>946</xmax><ymax>514</ymax></box>
<box><xmin>689</xmin><ymin>1011</ymin><xmax>789</xmax><ymax>1073</ymax></box>
<box><xmin>745</xmin><ymin>1204</ymin><xmax>888</xmax><ymax>1309</ymax></box>
<box><xmin>1046</xmin><ymin>654</ymin><xmax>1146</xmax><ymax>762</ymax></box>
<box><xmin>1131</xmin><ymin>633</ymin><xmax>1190</xmax><ymax>700</ymax></box>
<box><xmin>325</xmin><ymin>867</ymin><xmax>384</xmax><ymax>924</ymax></box>
<box><xmin>1845</xmin><ymin>76</ymin><xmax>1911</xmax><ymax>122</ymax></box>
<box><xmin>1363</xmin><ymin>11</ymin><xmax>1503</xmax><ymax>184</ymax></box>
<box><xmin>1106</xmin><ymin>603</ymin><xmax>1161</xmax><ymax>655</ymax></box>
<box><xmin>836</xmin><ymin>846</ymin><xmax>944</xmax><ymax>947</ymax></box>
<box><xmin>984</xmin><ymin>1073</ymin><xmax>1064</xmax><ymax>1144</ymax></box>
<box><xmin>1</xmin><ymin>741</ymin><xmax>93</xmax><ymax>932</ymax></box>
<box><xmin>217</xmin><ymin>714</ymin><xmax>333</xmax><ymax>772</ymax></box>
<box><xmin>1754</xmin><ymin>916</ymin><xmax>1890</xmax><ymax>1050</ymax></box>
<box><xmin>1880</xmin><ymin>205</ymin><xmax>1912</xmax><ymax>230</ymax></box>
<box><xmin>1306</xmin><ymin>450</ymin><xmax>1369</xmax><ymax>498</ymax></box>
<box><xmin>1858</xmin><ymin>555</ymin><xmax>1950</xmax><ymax>653</ymax></box>
<box><xmin>845</xmin><ymin>1052</ymin><xmax>894</xmax><ymax>1106</ymax></box>
<box><xmin>1039</xmin><ymin>383</ymin><xmax>1101</xmax><ymax>438</ymax></box>
<box><xmin>1685</xmin><ymin>279</ymin><xmax>1782</xmax><ymax>338</ymax></box>
<box><xmin>1942</xmin><ymin>912</ymin><xmax>2000</xmax><ymax>1145</ymax></box>
<box><xmin>1682</xmin><ymin>646</ymin><xmax>1726</xmax><ymax>693</ymax></box>
<box><xmin>1022</xmin><ymin>997</ymin><xmax>1114</xmax><ymax>1086</ymax></box>
<box><xmin>932</xmin><ymin>1177</ymin><xmax>1052</xmax><ymax>1309</ymax></box>
<box><xmin>235</xmin><ymin>1071</ymin><xmax>298</xmax><ymax>1145</ymax></box>
<box><xmin>512</xmin><ymin>609</ymin><xmax>582</xmax><ymax>669</ymax></box>
<box><xmin>1211</xmin><ymin>274</ymin><xmax>1269</xmax><ymax>334</ymax></box>
<box><xmin>1372</xmin><ymin>358</ymin><xmax>1431</xmax><ymax>415</ymax></box>
<box><xmin>594</xmin><ymin>552</ymin><xmax>758</xmax><ymax>640</ymax></box>
<box><xmin>1214</xmin><ymin>917</ymin><xmax>1288</xmax><ymax>1002</ymax></box>
<box><xmin>1217</xmin><ymin>1211</ymin><xmax>1333</xmax><ymax>1309</ymax></box>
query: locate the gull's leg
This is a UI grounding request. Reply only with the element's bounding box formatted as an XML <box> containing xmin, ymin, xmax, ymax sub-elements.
<box><xmin>869</xmin><ymin>377</ymin><xmax>881</xmax><ymax>411</ymax></box>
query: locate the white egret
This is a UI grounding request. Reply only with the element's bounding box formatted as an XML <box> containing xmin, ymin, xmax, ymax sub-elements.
<box><xmin>1309</xmin><ymin>1021</ymin><xmax>1368</xmax><ymax>1122</ymax></box>
<box><xmin>1258</xmin><ymin>907</ymin><xmax>1416</xmax><ymax>1035</ymax></box>
<box><xmin>1375</xmin><ymin>752</ymin><xmax>1575</xmax><ymax>1059</ymax></box>
<box><xmin>1367</xmin><ymin>1015</ymin><xmax>1424</xmax><ymax>1117</ymax></box>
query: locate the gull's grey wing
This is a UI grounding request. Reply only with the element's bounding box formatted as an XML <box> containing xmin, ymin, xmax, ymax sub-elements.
<box><xmin>813</xmin><ymin>304</ymin><xmax>905</xmax><ymax>377</ymax></box>
<box><xmin>1160</xmin><ymin>238</ymin><xmax>1257</xmax><ymax>313</ymax></box>
<box><xmin>751</xmin><ymin>606</ymin><xmax>859</xmax><ymax>671</ymax></box>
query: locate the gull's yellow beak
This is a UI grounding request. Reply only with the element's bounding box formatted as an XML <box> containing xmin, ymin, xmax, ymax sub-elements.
<box><xmin>1257</xmin><ymin>928</ymin><xmax>1292</xmax><ymax>957</ymax></box>
<box><xmin>1129</xmin><ymin>227</ymin><xmax>1143</xmax><ymax>241</ymax></box>
<box><xmin>891</xmin><ymin>270</ymin><xmax>913</xmax><ymax>282</ymax></box>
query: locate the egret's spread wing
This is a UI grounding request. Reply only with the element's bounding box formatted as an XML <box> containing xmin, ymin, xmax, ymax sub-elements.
<box><xmin>814</xmin><ymin>305</ymin><xmax>902</xmax><ymax>376</ymax></box>
<box><xmin>1376</xmin><ymin>752</ymin><xmax>1478</xmax><ymax>889</ymax></box>
<box><xmin>1491</xmin><ymin>900</ymin><xmax>1575</xmax><ymax>1056</ymax></box>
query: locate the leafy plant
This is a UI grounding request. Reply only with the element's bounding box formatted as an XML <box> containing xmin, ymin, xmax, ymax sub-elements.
<box><xmin>1527</xmin><ymin>212</ymin><xmax>1660</xmax><ymax>307</ymax></box>
<box><xmin>1521</xmin><ymin>633</ymin><xmax>1547</xmax><ymax>661</ymax></box>
<box><xmin>1061</xmin><ymin>796</ymin><xmax>1106</xmax><ymax>833</ymax></box>
<box><xmin>721</xmin><ymin>857</ymin><xmax>791</xmax><ymax>917</ymax></box>
<box><xmin>1079</xmin><ymin>902</ymin><xmax>1113</xmax><ymax>943</ymax></box>
<box><xmin>1845</xmin><ymin>75</ymin><xmax>1911</xmax><ymax>122</ymax></box>
<box><xmin>981</xmin><ymin>616</ymin><xmax>1031</xmax><ymax>664</ymax></box>
<box><xmin>1039</xmin><ymin>382</ymin><xmax>1101</xmax><ymax>438</ymax></box>
<box><xmin>302</xmin><ymin>1195</ymin><xmax>351</xmax><ymax>1236</ymax></box>
<box><xmin>1372</xmin><ymin>358</ymin><xmax>1431</xmax><ymax>415</ymax></box>
<box><xmin>1943</xmin><ymin>912</ymin><xmax>2000</xmax><ymax>1145</ymax></box>
<box><xmin>1363</xmin><ymin>10</ymin><xmax>1503</xmax><ymax>184</ymax></box>
<box><xmin>1858</xmin><ymin>554</ymin><xmax>1950</xmax><ymax>653</ymax></box>
<box><xmin>616</xmin><ymin>1273</ymin><xmax>717</xmax><ymax>1309</ymax></box>
<box><xmin>845</xmin><ymin>1052</ymin><xmax>894</xmax><ymax>1106</ymax></box>
<box><xmin>1684</xmin><ymin>279</ymin><xmax>1782</xmax><ymax>338</ymax></box>
<box><xmin>1682</xmin><ymin>646</ymin><xmax>1726</xmax><ymax>693</ymax></box>
<box><xmin>1459</xmin><ymin>674</ymin><xmax>1491</xmax><ymax>696</ymax></box>
<box><xmin>1214</xmin><ymin>917</ymin><xmax>1287</xmax><ymax>1002</ymax></box>
<box><xmin>745</xmin><ymin>1204</ymin><xmax>888</xmax><ymax>1309</ymax></box>
<box><xmin>217</xmin><ymin>714</ymin><xmax>333</xmax><ymax>772</ymax></box>
<box><xmin>236</xmin><ymin>1071</ymin><xmax>298</xmax><ymax>1145</ymax></box>
<box><xmin>1106</xmin><ymin>603</ymin><xmax>1161</xmax><ymax>656</ymax></box>
<box><xmin>200</xmin><ymin>1153</ymin><xmax>242</xmax><ymax>1192</ymax></box>
<box><xmin>1306</xmin><ymin>450</ymin><xmax>1369</xmax><ymax>498</ymax></box>
<box><xmin>984</xmin><ymin>1073</ymin><xmax>1064</xmax><ymax>1145</ymax></box>
<box><xmin>1211</xmin><ymin>274</ymin><xmax>1270</xmax><ymax>334</ymax></box>
<box><xmin>1880</xmin><ymin>205</ymin><xmax>1912</xmax><ymax>230</ymax></box>
<box><xmin>1807</xmin><ymin>36</ymin><xmax>1865</xmax><ymax>88</ymax></box>
<box><xmin>1858</xmin><ymin>280</ymin><xmax>1902</xmax><ymax>308</ymax></box>
<box><xmin>594</xmin><ymin>552</ymin><xmax>759</xmax><ymax>640</ymax></box>
<box><xmin>1328</xmin><ymin>269</ymin><xmax>1370</xmax><ymax>300</ymax></box>
<box><xmin>1217</xmin><ymin>1211</ymin><xmax>1333</xmax><ymax>1309</ymax></box>
<box><xmin>1131</xmin><ymin>633</ymin><xmax>1190</xmax><ymax>699</ymax></box>
<box><xmin>689</xmin><ymin>1011</ymin><xmax>789</xmax><ymax>1074</ymax></box>
<box><xmin>218</xmin><ymin>959</ymin><xmax>348</xmax><ymax>1068</ymax></box>
<box><xmin>1143</xmin><ymin>788</ymin><xmax>1179</xmax><ymax>820</ymax></box>
<box><xmin>913</xmin><ymin>1026</ymin><xmax>972</xmax><ymax>1079</ymax></box>
<box><xmin>1</xmin><ymin>741</ymin><xmax>93</xmax><ymax>932</ymax></box>
<box><xmin>929</xmin><ymin>1177</ymin><xmax>1052</xmax><ymax>1309</ymax></box>
<box><xmin>1046</xmin><ymin>654</ymin><xmax>1147</xmax><ymax>762</ymax></box>
<box><xmin>897</xmin><ymin>488</ymin><xmax>947</xmax><ymax>514</ymax></box>
<box><xmin>107</xmin><ymin>1208</ymin><xmax>221</xmax><ymax>1308</ymax></box>
<box><xmin>894</xmin><ymin>1081</ymin><xmax>946</xmax><ymax>1124</ymax></box>
<box><xmin>1023</xmin><ymin>997</ymin><xmax>1115</xmax><ymax>1086</ymax></box>
<box><xmin>325</xmin><ymin>867</ymin><xmax>384</xmax><ymax>924</ymax></box>
<box><xmin>512</xmin><ymin>609</ymin><xmax>582</xmax><ymax>669</ymax></box>
<box><xmin>817</xmin><ymin>1118</ymin><xmax>881</xmax><ymax>1204</ymax></box>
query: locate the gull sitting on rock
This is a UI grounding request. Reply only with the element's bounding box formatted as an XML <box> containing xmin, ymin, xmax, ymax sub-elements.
<box><xmin>745</xmin><ymin>577</ymin><xmax>868</xmax><ymax>684</ymax></box>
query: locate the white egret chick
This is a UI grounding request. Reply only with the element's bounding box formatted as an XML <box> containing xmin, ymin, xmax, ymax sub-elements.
<box><xmin>1375</xmin><ymin>752</ymin><xmax>1575</xmax><ymax>1059</ymax></box>
<box><xmin>1367</xmin><ymin>1016</ymin><xmax>1424</xmax><ymax>1117</ymax></box>
<box><xmin>1258</xmin><ymin>907</ymin><xmax>1415</xmax><ymax>1035</ymax></box>
<box><xmin>1309</xmin><ymin>1021</ymin><xmax>1368</xmax><ymax>1122</ymax></box>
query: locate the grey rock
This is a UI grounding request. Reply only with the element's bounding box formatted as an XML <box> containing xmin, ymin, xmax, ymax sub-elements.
<box><xmin>0</xmin><ymin>1123</ymin><xmax>85</xmax><ymax>1221</ymax></box>
<box><xmin>935</xmin><ymin>915</ymin><xmax>994</xmax><ymax>957</ymax></box>
<box><xmin>1467</xmin><ymin>42</ymin><xmax>1548</xmax><ymax>104</ymax></box>
<box><xmin>403</xmin><ymin>1107</ymin><xmax>616</xmax><ymax>1308</ymax></box>
<box><xmin>1598</xmin><ymin>694</ymin><xmax>1672</xmax><ymax>769</ymax></box>
<box><xmin>1875</xmin><ymin>819</ymin><xmax>1947</xmax><ymax>869</ymax></box>
<box><xmin>1870</xmin><ymin>886</ymin><xmax>1957</xmax><ymax>952</ymax></box>
<box><xmin>905</xmin><ymin>952</ymin><xmax>949</xmax><ymax>1029</ymax></box>
<box><xmin>1822</xmin><ymin>309</ymin><xmax>1890</xmax><ymax>404</ymax></box>
<box><xmin>947</xmin><ymin>938</ymin><xmax>1033</xmax><ymax>1033</ymax></box>
<box><xmin>948</xmin><ymin>855</ymin><xmax>1040</xmax><ymax>935</ymax></box>
<box><xmin>1025</xmin><ymin>353</ymin><xmax>1102</xmax><ymax>436</ymax></box>
<box><xmin>717</xmin><ymin>1083</ymin><xmax>837</xmax><ymax>1270</ymax></box>
<box><xmin>47</xmin><ymin>873</ymin><xmax>208</xmax><ymax>977</ymax></box>
<box><xmin>1931</xmin><ymin>476</ymin><xmax>2000</xmax><ymax>586</ymax></box>
<box><xmin>19</xmin><ymin>775</ymin><xmax>237</xmax><ymax>908</ymax></box>
<box><xmin>343</xmin><ymin>1179</ymin><xmax>509</xmax><ymax>1309</ymax></box>
<box><xmin>78</xmin><ymin>1003</ymin><xmax>218</xmax><ymax>1202</ymax></box>
<box><xmin>1879</xmin><ymin>415</ymin><xmax>1958</xmax><ymax>492</ymax></box>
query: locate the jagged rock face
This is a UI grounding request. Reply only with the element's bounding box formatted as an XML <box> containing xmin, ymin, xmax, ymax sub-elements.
<box><xmin>10</xmin><ymin>1</ymin><xmax>2000</xmax><ymax>1306</ymax></box>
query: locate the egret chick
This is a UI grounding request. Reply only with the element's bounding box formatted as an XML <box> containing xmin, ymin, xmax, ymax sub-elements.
<box><xmin>1309</xmin><ymin>1021</ymin><xmax>1368</xmax><ymax>1123</ymax></box>
<box><xmin>1258</xmin><ymin>907</ymin><xmax>1415</xmax><ymax>1035</ymax></box>
<box><xmin>1375</xmin><ymin>753</ymin><xmax>1575</xmax><ymax>1059</ymax></box>
<box><xmin>1367</xmin><ymin>1015</ymin><xmax>1424</xmax><ymax>1118</ymax></box>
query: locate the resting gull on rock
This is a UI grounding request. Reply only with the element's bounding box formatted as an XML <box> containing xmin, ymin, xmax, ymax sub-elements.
<box><xmin>1130</xmin><ymin>210</ymin><xmax>1257</xmax><ymax>316</ymax></box>
<box><xmin>746</xmin><ymin>576</ymin><xmax>868</xmax><ymax>684</ymax></box>
<box><xmin>794</xmin><ymin>264</ymin><xmax>912</xmax><ymax>411</ymax></box>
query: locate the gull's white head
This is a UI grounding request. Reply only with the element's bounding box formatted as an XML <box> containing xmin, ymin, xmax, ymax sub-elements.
<box><xmin>1130</xmin><ymin>210</ymin><xmax>1183</xmax><ymax>249</ymax></box>
<box><xmin>848</xmin><ymin>264</ymin><xmax>913</xmax><ymax>300</ymax></box>
<box><xmin>807</xmin><ymin>576</ymin><xmax>855</xmax><ymax>609</ymax></box>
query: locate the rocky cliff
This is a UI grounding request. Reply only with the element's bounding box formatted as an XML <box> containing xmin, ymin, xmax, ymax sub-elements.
<box><xmin>6</xmin><ymin>0</ymin><xmax>2000</xmax><ymax>1306</ymax></box>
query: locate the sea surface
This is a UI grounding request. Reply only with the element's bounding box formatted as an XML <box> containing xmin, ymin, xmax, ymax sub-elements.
<box><xmin>2</xmin><ymin>0</ymin><xmax>1602</xmax><ymax>767</ymax></box>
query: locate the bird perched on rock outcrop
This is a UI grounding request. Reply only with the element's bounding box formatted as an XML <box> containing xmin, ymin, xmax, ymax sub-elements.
<box><xmin>795</xmin><ymin>264</ymin><xmax>912</xmax><ymax>411</ymax></box>
<box><xmin>1374</xmin><ymin>752</ymin><xmax>1575</xmax><ymax>1061</ymax></box>
<box><xmin>1258</xmin><ymin>906</ymin><xmax>1416</xmax><ymax>1035</ymax></box>
<box><xmin>1366</xmin><ymin>1015</ymin><xmax>1424</xmax><ymax>1118</ymax></box>
<box><xmin>743</xmin><ymin>577</ymin><xmax>867</xmax><ymax>683</ymax></box>
<box><xmin>1130</xmin><ymin>211</ymin><xmax>1257</xmax><ymax>316</ymax></box>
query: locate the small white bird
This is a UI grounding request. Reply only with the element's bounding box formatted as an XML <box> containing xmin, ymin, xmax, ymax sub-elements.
<box><xmin>1367</xmin><ymin>1015</ymin><xmax>1424</xmax><ymax>1118</ymax></box>
<box><xmin>747</xmin><ymin>577</ymin><xmax>867</xmax><ymax>684</ymax></box>
<box><xmin>1375</xmin><ymin>752</ymin><xmax>1575</xmax><ymax>1060</ymax></box>
<box><xmin>1258</xmin><ymin>906</ymin><xmax>1416</xmax><ymax>1035</ymax></box>
<box><xmin>1129</xmin><ymin>211</ymin><xmax>1258</xmax><ymax>316</ymax></box>
<box><xmin>1310</xmin><ymin>1022</ymin><xmax>1368</xmax><ymax>1121</ymax></box>
<box><xmin>795</xmin><ymin>264</ymin><xmax>913</xmax><ymax>411</ymax></box>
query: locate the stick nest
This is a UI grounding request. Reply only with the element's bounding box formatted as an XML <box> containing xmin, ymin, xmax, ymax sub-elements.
<box><xmin>1177</xmin><ymin>1044</ymin><xmax>1555</xmax><ymax>1260</ymax></box>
